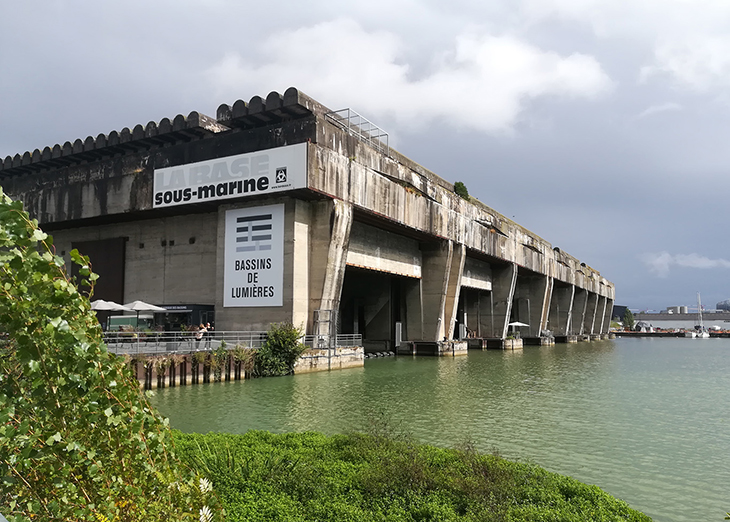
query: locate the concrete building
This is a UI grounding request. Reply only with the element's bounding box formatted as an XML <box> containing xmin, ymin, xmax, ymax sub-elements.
<box><xmin>0</xmin><ymin>87</ymin><xmax>614</xmax><ymax>354</ymax></box>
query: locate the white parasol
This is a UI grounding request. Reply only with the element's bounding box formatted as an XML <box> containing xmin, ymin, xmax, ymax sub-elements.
<box><xmin>90</xmin><ymin>299</ymin><xmax>133</xmax><ymax>312</ymax></box>
<box><xmin>123</xmin><ymin>300</ymin><xmax>167</xmax><ymax>312</ymax></box>
<box><xmin>123</xmin><ymin>300</ymin><xmax>168</xmax><ymax>327</ymax></box>
<box><xmin>508</xmin><ymin>321</ymin><xmax>530</xmax><ymax>336</ymax></box>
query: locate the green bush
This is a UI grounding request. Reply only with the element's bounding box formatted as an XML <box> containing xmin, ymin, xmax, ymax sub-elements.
<box><xmin>0</xmin><ymin>188</ymin><xmax>221</xmax><ymax>521</ymax></box>
<box><xmin>454</xmin><ymin>181</ymin><xmax>470</xmax><ymax>201</ymax></box>
<box><xmin>173</xmin><ymin>431</ymin><xmax>652</xmax><ymax>522</ymax></box>
<box><xmin>254</xmin><ymin>323</ymin><xmax>307</xmax><ymax>377</ymax></box>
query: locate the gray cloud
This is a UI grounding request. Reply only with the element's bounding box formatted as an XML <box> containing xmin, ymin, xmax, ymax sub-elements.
<box><xmin>641</xmin><ymin>252</ymin><xmax>730</xmax><ymax>278</ymax></box>
<box><xmin>205</xmin><ymin>19</ymin><xmax>612</xmax><ymax>134</ymax></box>
<box><xmin>3</xmin><ymin>0</ymin><xmax>730</xmax><ymax>310</ymax></box>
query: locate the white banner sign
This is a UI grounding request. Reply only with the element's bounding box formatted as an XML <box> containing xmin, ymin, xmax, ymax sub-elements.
<box><xmin>153</xmin><ymin>143</ymin><xmax>307</xmax><ymax>208</ymax></box>
<box><xmin>224</xmin><ymin>204</ymin><xmax>285</xmax><ymax>307</ymax></box>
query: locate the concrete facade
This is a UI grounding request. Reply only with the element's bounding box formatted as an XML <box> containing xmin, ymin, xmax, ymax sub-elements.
<box><xmin>0</xmin><ymin>87</ymin><xmax>614</xmax><ymax>351</ymax></box>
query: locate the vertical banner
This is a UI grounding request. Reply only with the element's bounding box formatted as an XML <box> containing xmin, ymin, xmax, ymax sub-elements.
<box><xmin>224</xmin><ymin>204</ymin><xmax>285</xmax><ymax>307</ymax></box>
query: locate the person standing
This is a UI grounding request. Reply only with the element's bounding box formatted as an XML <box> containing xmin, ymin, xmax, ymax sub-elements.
<box><xmin>195</xmin><ymin>323</ymin><xmax>207</xmax><ymax>348</ymax></box>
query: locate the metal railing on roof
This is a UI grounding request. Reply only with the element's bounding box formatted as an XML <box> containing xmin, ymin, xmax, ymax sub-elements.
<box><xmin>325</xmin><ymin>108</ymin><xmax>389</xmax><ymax>156</ymax></box>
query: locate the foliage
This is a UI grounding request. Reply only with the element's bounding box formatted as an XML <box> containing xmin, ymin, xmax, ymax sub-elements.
<box><xmin>212</xmin><ymin>345</ymin><xmax>229</xmax><ymax>381</ymax></box>
<box><xmin>173</xmin><ymin>430</ymin><xmax>652</xmax><ymax>522</ymax></box>
<box><xmin>454</xmin><ymin>181</ymin><xmax>470</xmax><ymax>201</ymax></box>
<box><xmin>623</xmin><ymin>308</ymin><xmax>636</xmax><ymax>331</ymax></box>
<box><xmin>0</xmin><ymin>189</ymin><xmax>222</xmax><ymax>521</ymax></box>
<box><xmin>254</xmin><ymin>323</ymin><xmax>307</xmax><ymax>377</ymax></box>
<box><xmin>232</xmin><ymin>344</ymin><xmax>257</xmax><ymax>375</ymax></box>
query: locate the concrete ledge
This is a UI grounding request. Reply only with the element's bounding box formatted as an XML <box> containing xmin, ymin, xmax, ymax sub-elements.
<box><xmin>589</xmin><ymin>334</ymin><xmax>602</xmax><ymax>341</ymax></box>
<box><xmin>554</xmin><ymin>335</ymin><xmax>578</xmax><ymax>343</ymax></box>
<box><xmin>466</xmin><ymin>338</ymin><xmax>487</xmax><ymax>350</ymax></box>
<box><xmin>523</xmin><ymin>337</ymin><xmax>555</xmax><ymax>346</ymax></box>
<box><xmin>401</xmin><ymin>341</ymin><xmax>468</xmax><ymax>356</ymax></box>
<box><xmin>486</xmin><ymin>338</ymin><xmax>523</xmax><ymax>350</ymax></box>
<box><xmin>294</xmin><ymin>347</ymin><xmax>365</xmax><ymax>373</ymax></box>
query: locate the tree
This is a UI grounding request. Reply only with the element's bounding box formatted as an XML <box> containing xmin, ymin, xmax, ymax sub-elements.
<box><xmin>0</xmin><ymin>188</ymin><xmax>221</xmax><ymax>521</ymax></box>
<box><xmin>623</xmin><ymin>308</ymin><xmax>635</xmax><ymax>331</ymax></box>
<box><xmin>454</xmin><ymin>181</ymin><xmax>470</xmax><ymax>201</ymax></box>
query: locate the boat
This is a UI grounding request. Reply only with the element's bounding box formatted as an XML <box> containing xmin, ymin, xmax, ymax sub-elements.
<box><xmin>688</xmin><ymin>293</ymin><xmax>710</xmax><ymax>339</ymax></box>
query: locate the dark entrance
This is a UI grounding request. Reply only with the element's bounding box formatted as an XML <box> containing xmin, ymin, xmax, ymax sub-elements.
<box><xmin>339</xmin><ymin>267</ymin><xmax>418</xmax><ymax>353</ymax></box>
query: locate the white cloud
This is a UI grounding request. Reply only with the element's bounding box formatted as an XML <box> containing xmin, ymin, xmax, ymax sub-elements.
<box><xmin>641</xmin><ymin>35</ymin><xmax>730</xmax><ymax>91</ymax></box>
<box><xmin>641</xmin><ymin>251</ymin><xmax>730</xmax><ymax>277</ymax></box>
<box><xmin>206</xmin><ymin>19</ymin><xmax>612</xmax><ymax>134</ymax></box>
<box><xmin>636</xmin><ymin>102</ymin><xmax>683</xmax><ymax>119</ymax></box>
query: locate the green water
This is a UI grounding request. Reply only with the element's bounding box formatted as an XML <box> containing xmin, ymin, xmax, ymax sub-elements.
<box><xmin>152</xmin><ymin>337</ymin><xmax>730</xmax><ymax>522</ymax></box>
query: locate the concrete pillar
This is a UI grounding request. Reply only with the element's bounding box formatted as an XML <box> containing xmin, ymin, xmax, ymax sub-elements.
<box><xmin>480</xmin><ymin>262</ymin><xmax>517</xmax><ymax>339</ymax></box>
<box><xmin>291</xmin><ymin>200</ymin><xmax>311</xmax><ymax>329</ymax></box>
<box><xmin>571</xmin><ymin>288</ymin><xmax>588</xmax><ymax>335</ymax></box>
<box><xmin>601</xmin><ymin>298</ymin><xmax>614</xmax><ymax>334</ymax></box>
<box><xmin>596</xmin><ymin>295</ymin><xmax>608</xmax><ymax>334</ymax></box>
<box><xmin>419</xmin><ymin>240</ymin><xmax>454</xmax><ymax>341</ymax></box>
<box><xmin>548</xmin><ymin>284</ymin><xmax>574</xmax><ymax>336</ymax></box>
<box><xmin>308</xmin><ymin>199</ymin><xmax>353</xmax><ymax>332</ymax></box>
<box><xmin>443</xmin><ymin>243</ymin><xmax>466</xmax><ymax>339</ymax></box>
<box><xmin>583</xmin><ymin>292</ymin><xmax>599</xmax><ymax>335</ymax></box>
<box><xmin>540</xmin><ymin>276</ymin><xmax>554</xmax><ymax>334</ymax></box>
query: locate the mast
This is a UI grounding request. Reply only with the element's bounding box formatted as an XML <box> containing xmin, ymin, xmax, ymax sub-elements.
<box><xmin>697</xmin><ymin>292</ymin><xmax>704</xmax><ymax>330</ymax></box>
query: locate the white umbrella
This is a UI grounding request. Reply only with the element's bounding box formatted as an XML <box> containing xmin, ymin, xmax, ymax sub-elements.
<box><xmin>508</xmin><ymin>321</ymin><xmax>530</xmax><ymax>337</ymax></box>
<box><xmin>90</xmin><ymin>299</ymin><xmax>133</xmax><ymax>312</ymax></box>
<box><xmin>123</xmin><ymin>300</ymin><xmax>167</xmax><ymax>312</ymax></box>
<box><xmin>123</xmin><ymin>300</ymin><xmax>168</xmax><ymax>328</ymax></box>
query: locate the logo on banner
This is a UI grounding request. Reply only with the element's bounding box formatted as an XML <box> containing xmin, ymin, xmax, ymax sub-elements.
<box><xmin>235</xmin><ymin>213</ymin><xmax>273</xmax><ymax>253</ymax></box>
<box><xmin>275</xmin><ymin>167</ymin><xmax>287</xmax><ymax>184</ymax></box>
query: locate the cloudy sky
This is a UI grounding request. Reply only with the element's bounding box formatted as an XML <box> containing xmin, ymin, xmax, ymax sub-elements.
<box><xmin>2</xmin><ymin>0</ymin><xmax>730</xmax><ymax>312</ymax></box>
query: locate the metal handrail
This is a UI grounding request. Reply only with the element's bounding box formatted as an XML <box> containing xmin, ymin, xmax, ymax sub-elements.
<box><xmin>103</xmin><ymin>331</ymin><xmax>363</xmax><ymax>355</ymax></box>
<box><xmin>325</xmin><ymin>108</ymin><xmax>389</xmax><ymax>156</ymax></box>
<box><xmin>303</xmin><ymin>334</ymin><xmax>363</xmax><ymax>348</ymax></box>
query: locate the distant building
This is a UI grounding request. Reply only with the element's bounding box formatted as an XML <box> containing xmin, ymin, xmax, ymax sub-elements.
<box><xmin>612</xmin><ymin>305</ymin><xmax>628</xmax><ymax>321</ymax></box>
<box><xmin>717</xmin><ymin>300</ymin><xmax>730</xmax><ymax>311</ymax></box>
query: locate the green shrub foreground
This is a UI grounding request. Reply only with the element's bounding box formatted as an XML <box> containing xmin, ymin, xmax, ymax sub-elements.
<box><xmin>0</xmin><ymin>189</ymin><xmax>222</xmax><ymax>521</ymax></box>
<box><xmin>174</xmin><ymin>430</ymin><xmax>652</xmax><ymax>522</ymax></box>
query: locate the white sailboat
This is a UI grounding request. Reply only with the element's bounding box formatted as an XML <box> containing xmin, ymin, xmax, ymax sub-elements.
<box><xmin>686</xmin><ymin>293</ymin><xmax>710</xmax><ymax>338</ymax></box>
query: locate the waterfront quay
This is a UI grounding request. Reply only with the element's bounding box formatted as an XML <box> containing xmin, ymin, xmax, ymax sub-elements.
<box><xmin>615</xmin><ymin>330</ymin><xmax>730</xmax><ymax>338</ymax></box>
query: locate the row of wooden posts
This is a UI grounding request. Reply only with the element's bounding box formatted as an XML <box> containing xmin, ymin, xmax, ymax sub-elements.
<box><xmin>130</xmin><ymin>352</ymin><xmax>252</xmax><ymax>390</ymax></box>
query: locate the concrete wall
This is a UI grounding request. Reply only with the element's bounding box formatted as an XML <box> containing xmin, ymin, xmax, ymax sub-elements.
<box><xmin>50</xmin><ymin>212</ymin><xmax>218</xmax><ymax>305</ymax></box>
<box><xmin>347</xmin><ymin>221</ymin><xmax>422</xmax><ymax>278</ymax></box>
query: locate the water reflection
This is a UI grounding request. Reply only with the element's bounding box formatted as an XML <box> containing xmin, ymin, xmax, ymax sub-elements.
<box><xmin>153</xmin><ymin>338</ymin><xmax>730</xmax><ymax>522</ymax></box>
